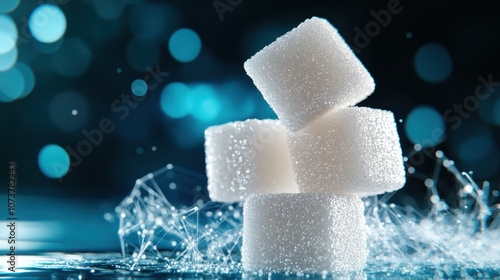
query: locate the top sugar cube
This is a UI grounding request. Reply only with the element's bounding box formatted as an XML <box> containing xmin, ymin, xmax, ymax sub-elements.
<box><xmin>244</xmin><ymin>17</ymin><xmax>375</xmax><ymax>131</ymax></box>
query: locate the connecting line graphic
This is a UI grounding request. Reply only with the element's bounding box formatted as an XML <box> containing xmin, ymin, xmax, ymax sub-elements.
<box><xmin>116</xmin><ymin>151</ymin><xmax>499</xmax><ymax>274</ymax></box>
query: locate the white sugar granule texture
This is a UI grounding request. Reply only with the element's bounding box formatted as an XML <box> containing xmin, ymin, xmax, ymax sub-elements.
<box><xmin>244</xmin><ymin>17</ymin><xmax>375</xmax><ymax>132</ymax></box>
<box><xmin>287</xmin><ymin>106</ymin><xmax>406</xmax><ymax>196</ymax></box>
<box><xmin>205</xmin><ymin>119</ymin><xmax>299</xmax><ymax>203</ymax></box>
<box><xmin>242</xmin><ymin>193</ymin><xmax>368</xmax><ymax>273</ymax></box>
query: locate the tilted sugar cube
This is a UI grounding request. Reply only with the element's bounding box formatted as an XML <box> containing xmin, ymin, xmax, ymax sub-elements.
<box><xmin>244</xmin><ymin>17</ymin><xmax>375</xmax><ymax>132</ymax></box>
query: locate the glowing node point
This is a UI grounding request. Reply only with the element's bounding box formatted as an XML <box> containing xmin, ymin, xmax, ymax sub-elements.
<box><xmin>424</xmin><ymin>179</ymin><xmax>434</xmax><ymax>188</ymax></box>
<box><xmin>435</xmin><ymin>150</ymin><xmax>444</xmax><ymax>158</ymax></box>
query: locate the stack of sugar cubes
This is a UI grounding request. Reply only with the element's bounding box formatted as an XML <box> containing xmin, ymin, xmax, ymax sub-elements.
<box><xmin>204</xmin><ymin>17</ymin><xmax>406</xmax><ymax>273</ymax></box>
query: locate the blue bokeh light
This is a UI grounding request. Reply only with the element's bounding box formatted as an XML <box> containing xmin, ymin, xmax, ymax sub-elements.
<box><xmin>52</xmin><ymin>38</ymin><xmax>92</xmax><ymax>77</ymax></box>
<box><xmin>15</xmin><ymin>63</ymin><xmax>36</xmax><ymax>99</ymax></box>
<box><xmin>414</xmin><ymin>42</ymin><xmax>453</xmax><ymax>83</ymax></box>
<box><xmin>0</xmin><ymin>0</ymin><xmax>20</xmax><ymax>13</ymax></box>
<box><xmin>168</xmin><ymin>28</ymin><xmax>201</xmax><ymax>63</ymax></box>
<box><xmin>160</xmin><ymin>82</ymin><xmax>191</xmax><ymax>119</ymax></box>
<box><xmin>29</xmin><ymin>4</ymin><xmax>67</xmax><ymax>43</ymax></box>
<box><xmin>188</xmin><ymin>84</ymin><xmax>221</xmax><ymax>122</ymax></box>
<box><xmin>38</xmin><ymin>144</ymin><xmax>70</xmax><ymax>179</ymax></box>
<box><xmin>49</xmin><ymin>91</ymin><xmax>88</xmax><ymax>131</ymax></box>
<box><xmin>0</xmin><ymin>46</ymin><xmax>17</xmax><ymax>71</ymax></box>
<box><xmin>131</xmin><ymin>79</ymin><xmax>148</xmax><ymax>96</ymax></box>
<box><xmin>0</xmin><ymin>66</ymin><xmax>24</xmax><ymax>102</ymax></box>
<box><xmin>94</xmin><ymin>0</ymin><xmax>125</xmax><ymax>20</ymax></box>
<box><xmin>405</xmin><ymin>105</ymin><xmax>446</xmax><ymax>147</ymax></box>
<box><xmin>0</xmin><ymin>14</ymin><xmax>18</xmax><ymax>54</ymax></box>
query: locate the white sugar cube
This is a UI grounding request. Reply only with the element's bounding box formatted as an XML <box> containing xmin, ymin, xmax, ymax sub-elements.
<box><xmin>205</xmin><ymin>119</ymin><xmax>299</xmax><ymax>203</ymax></box>
<box><xmin>288</xmin><ymin>106</ymin><xmax>406</xmax><ymax>196</ymax></box>
<box><xmin>244</xmin><ymin>17</ymin><xmax>375</xmax><ymax>132</ymax></box>
<box><xmin>242</xmin><ymin>193</ymin><xmax>367</xmax><ymax>273</ymax></box>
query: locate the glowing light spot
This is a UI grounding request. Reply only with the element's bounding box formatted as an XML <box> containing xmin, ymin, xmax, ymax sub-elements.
<box><xmin>0</xmin><ymin>66</ymin><xmax>24</xmax><ymax>102</ymax></box>
<box><xmin>405</xmin><ymin>105</ymin><xmax>445</xmax><ymax>148</ymax></box>
<box><xmin>29</xmin><ymin>4</ymin><xmax>67</xmax><ymax>43</ymax></box>
<box><xmin>406</xmin><ymin>32</ymin><xmax>413</xmax><ymax>39</ymax></box>
<box><xmin>463</xmin><ymin>184</ymin><xmax>473</xmax><ymax>194</ymax></box>
<box><xmin>414</xmin><ymin>43</ymin><xmax>453</xmax><ymax>83</ymax></box>
<box><xmin>131</xmin><ymin>79</ymin><xmax>147</xmax><ymax>96</ymax></box>
<box><xmin>15</xmin><ymin>63</ymin><xmax>36</xmax><ymax>99</ymax></box>
<box><xmin>116</xmin><ymin>68</ymin><xmax>122</xmax><ymax>73</ymax></box>
<box><xmin>49</xmin><ymin>91</ymin><xmax>88</xmax><ymax>131</ymax></box>
<box><xmin>424</xmin><ymin>179</ymin><xmax>434</xmax><ymax>188</ymax></box>
<box><xmin>0</xmin><ymin>14</ymin><xmax>17</xmax><ymax>54</ymax></box>
<box><xmin>168</xmin><ymin>28</ymin><xmax>201</xmax><ymax>63</ymax></box>
<box><xmin>38</xmin><ymin>144</ymin><xmax>70</xmax><ymax>179</ymax></box>
<box><xmin>93</xmin><ymin>0</ymin><xmax>125</xmax><ymax>20</ymax></box>
<box><xmin>0</xmin><ymin>46</ymin><xmax>17</xmax><ymax>72</ymax></box>
<box><xmin>136</xmin><ymin>147</ymin><xmax>144</xmax><ymax>154</ymax></box>
<box><xmin>435</xmin><ymin>150</ymin><xmax>444</xmax><ymax>158</ymax></box>
<box><xmin>52</xmin><ymin>38</ymin><xmax>92</xmax><ymax>77</ymax></box>
<box><xmin>151</xmin><ymin>146</ymin><xmax>157</xmax><ymax>151</ymax></box>
<box><xmin>430</xmin><ymin>195</ymin><xmax>439</xmax><ymax>204</ymax></box>
<box><xmin>126</xmin><ymin>39</ymin><xmax>159</xmax><ymax>72</ymax></box>
<box><xmin>188</xmin><ymin>84</ymin><xmax>221</xmax><ymax>122</ymax></box>
<box><xmin>160</xmin><ymin>82</ymin><xmax>191</xmax><ymax>119</ymax></box>
<box><xmin>0</xmin><ymin>0</ymin><xmax>20</xmax><ymax>13</ymax></box>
